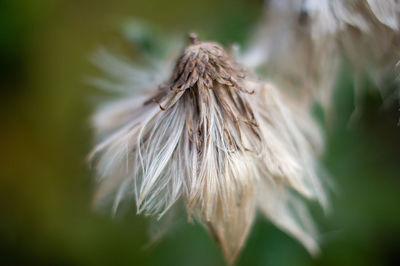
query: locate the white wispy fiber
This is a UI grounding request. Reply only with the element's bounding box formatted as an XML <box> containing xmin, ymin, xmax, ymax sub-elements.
<box><xmin>89</xmin><ymin>34</ymin><xmax>327</xmax><ymax>264</ymax></box>
<box><xmin>242</xmin><ymin>0</ymin><xmax>400</xmax><ymax>113</ymax></box>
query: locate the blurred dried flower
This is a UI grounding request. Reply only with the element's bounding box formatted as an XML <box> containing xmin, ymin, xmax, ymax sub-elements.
<box><xmin>89</xmin><ymin>34</ymin><xmax>327</xmax><ymax>264</ymax></box>
<box><xmin>242</xmin><ymin>0</ymin><xmax>400</xmax><ymax>115</ymax></box>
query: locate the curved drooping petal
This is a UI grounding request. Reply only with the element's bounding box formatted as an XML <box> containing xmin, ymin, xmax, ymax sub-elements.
<box><xmin>254</xmin><ymin>83</ymin><xmax>327</xmax><ymax>207</ymax></box>
<box><xmin>252</xmin><ymin>83</ymin><xmax>327</xmax><ymax>255</ymax></box>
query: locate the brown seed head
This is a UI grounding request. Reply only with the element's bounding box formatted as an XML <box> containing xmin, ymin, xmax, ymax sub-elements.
<box><xmin>169</xmin><ymin>35</ymin><xmax>248</xmax><ymax>93</ymax></box>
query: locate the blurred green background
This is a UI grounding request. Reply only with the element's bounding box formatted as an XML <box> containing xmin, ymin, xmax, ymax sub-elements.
<box><xmin>1</xmin><ymin>0</ymin><xmax>400</xmax><ymax>265</ymax></box>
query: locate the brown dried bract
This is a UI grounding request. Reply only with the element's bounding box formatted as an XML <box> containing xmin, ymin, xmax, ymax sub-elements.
<box><xmin>147</xmin><ymin>33</ymin><xmax>259</xmax><ymax>152</ymax></box>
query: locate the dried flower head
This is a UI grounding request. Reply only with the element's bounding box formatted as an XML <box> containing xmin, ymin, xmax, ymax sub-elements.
<box><xmin>90</xmin><ymin>33</ymin><xmax>326</xmax><ymax>264</ymax></box>
<box><xmin>242</xmin><ymin>0</ymin><xmax>400</xmax><ymax>114</ymax></box>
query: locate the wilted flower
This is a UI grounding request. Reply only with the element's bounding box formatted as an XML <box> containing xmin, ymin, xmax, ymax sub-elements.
<box><xmin>242</xmin><ymin>0</ymin><xmax>400</xmax><ymax>115</ymax></box>
<box><xmin>90</xmin><ymin>33</ymin><xmax>327</xmax><ymax>264</ymax></box>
